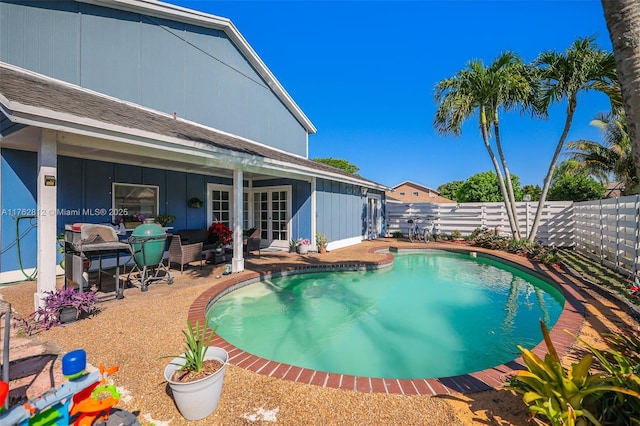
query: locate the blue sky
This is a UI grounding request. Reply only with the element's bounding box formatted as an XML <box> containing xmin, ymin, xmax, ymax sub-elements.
<box><xmin>171</xmin><ymin>0</ymin><xmax>613</xmax><ymax>189</ymax></box>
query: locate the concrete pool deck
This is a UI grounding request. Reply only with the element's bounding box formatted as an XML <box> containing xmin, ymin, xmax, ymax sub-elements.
<box><xmin>187</xmin><ymin>241</ymin><xmax>586</xmax><ymax>396</ymax></box>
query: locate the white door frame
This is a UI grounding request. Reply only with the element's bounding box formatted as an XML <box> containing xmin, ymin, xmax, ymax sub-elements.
<box><xmin>252</xmin><ymin>185</ymin><xmax>292</xmax><ymax>246</ymax></box>
<box><xmin>366</xmin><ymin>194</ymin><xmax>382</xmax><ymax>239</ymax></box>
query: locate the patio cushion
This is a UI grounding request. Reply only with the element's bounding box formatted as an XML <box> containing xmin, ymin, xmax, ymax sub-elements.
<box><xmin>174</xmin><ymin>229</ymin><xmax>217</xmax><ymax>252</ymax></box>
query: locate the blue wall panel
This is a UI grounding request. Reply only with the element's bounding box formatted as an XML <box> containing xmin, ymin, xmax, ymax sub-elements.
<box><xmin>165</xmin><ymin>170</ymin><xmax>187</xmax><ymax>230</ymax></box>
<box><xmin>57</xmin><ymin>156</ymin><xmax>83</xmax><ymax>225</ymax></box>
<box><xmin>80</xmin><ymin>4</ymin><xmax>142</xmax><ymax>103</ymax></box>
<box><xmin>0</xmin><ymin>0</ymin><xmax>309</xmax><ymax>155</ymax></box>
<box><xmin>316</xmin><ymin>178</ymin><xmax>366</xmax><ymax>243</ymax></box>
<box><xmin>185</xmin><ymin>173</ymin><xmax>206</xmax><ymax>229</ymax></box>
<box><xmin>139</xmin><ymin>16</ymin><xmax>187</xmax><ymax>117</ymax></box>
<box><xmin>84</xmin><ymin>160</ymin><xmax>114</xmax><ymax>224</ymax></box>
<box><xmin>0</xmin><ymin>1</ymin><xmax>80</xmax><ymax>83</ymax></box>
<box><xmin>1</xmin><ymin>151</ymin><xmax>37</xmax><ymax>273</ymax></box>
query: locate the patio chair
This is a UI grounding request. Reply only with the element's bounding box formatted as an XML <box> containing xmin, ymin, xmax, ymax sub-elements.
<box><xmin>243</xmin><ymin>228</ymin><xmax>261</xmax><ymax>257</ymax></box>
<box><xmin>168</xmin><ymin>234</ymin><xmax>203</xmax><ymax>273</ymax></box>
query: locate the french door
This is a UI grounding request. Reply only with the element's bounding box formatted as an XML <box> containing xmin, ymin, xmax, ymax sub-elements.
<box><xmin>253</xmin><ymin>187</ymin><xmax>291</xmax><ymax>245</ymax></box>
<box><xmin>366</xmin><ymin>195</ymin><xmax>382</xmax><ymax>239</ymax></box>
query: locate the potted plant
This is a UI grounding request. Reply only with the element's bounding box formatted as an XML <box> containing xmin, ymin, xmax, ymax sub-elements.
<box><xmin>315</xmin><ymin>232</ymin><xmax>328</xmax><ymax>253</ymax></box>
<box><xmin>296</xmin><ymin>238</ymin><xmax>311</xmax><ymax>254</ymax></box>
<box><xmin>208</xmin><ymin>222</ymin><xmax>233</xmax><ymax>252</ymax></box>
<box><xmin>155</xmin><ymin>214</ymin><xmax>176</xmax><ymax>227</ymax></box>
<box><xmin>188</xmin><ymin>197</ymin><xmax>204</xmax><ymax>209</ymax></box>
<box><xmin>163</xmin><ymin>320</ymin><xmax>228</xmax><ymax>421</ymax></box>
<box><xmin>117</xmin><ymin>213</ymin><xmax>145</xmax><ymax>229</ymax></box>
<box><xmin>32</xmin><ymin>288</ymin><xmax>99</xmax><ymax>330</ymax></box>
<box><xmin>289</xmin><ymin>239</ymin><xmax>298</xmax><ymax>253</ymax></box>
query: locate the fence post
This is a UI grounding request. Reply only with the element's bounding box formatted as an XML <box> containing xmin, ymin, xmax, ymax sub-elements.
<box><xmin>599</xmin><ymin>199</ymin><xmax>604</xmax><ymax>263</ymax></box>
<box><xmin>615</xmin><ymin>198</ymin><xmax>620</xmax><ymax>271</ymax></box>
<box><xmin>635</xmin><ymin>195</ymin><xmax>640</xmax><ymax>276</ymax></box>
<box><xmin>525</xmin><ymin>202</ymin><xmax>530</xmax><ymax>239</ymax></box>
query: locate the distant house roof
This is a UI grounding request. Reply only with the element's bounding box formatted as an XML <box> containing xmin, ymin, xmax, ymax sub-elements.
<box><xmin>0</xmin><ymin>63</ymin><xmax>386</xmax><ymax>190</ymax></box>
<box><xmin>386</xmin><ymin>181</ymin><xmax>454</xmax><ymax>203</ymax></box>
<box><xmin>391</xmin><ymin>181</ymin><xmax>441</xmax><ymax>194</ymax></box>
<box><xmin>81</xmin><ymin>0</ymin><xmax>316</xmax><ymax>134</ymax></box>
<box><xmin>605</xmin><ymin>181</ymin><xmax>623</xmax><ymax>198</ymax></box>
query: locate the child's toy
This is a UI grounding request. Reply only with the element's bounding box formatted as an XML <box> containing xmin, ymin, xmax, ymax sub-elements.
<box><xmin>630</xmin><ymin>277</ymin><xmax>640</xmax><ymax>298</ymax></box>
<box><xmin>0</xmin><ymin>349</ymin><xmax>138</xmax><ymax>426</ymax></box>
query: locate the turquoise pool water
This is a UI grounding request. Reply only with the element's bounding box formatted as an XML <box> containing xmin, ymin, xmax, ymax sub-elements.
<box><xmin>207</xmin><ymin>251</ymin><xmax>565</xmax><ymax>379</ymax></box>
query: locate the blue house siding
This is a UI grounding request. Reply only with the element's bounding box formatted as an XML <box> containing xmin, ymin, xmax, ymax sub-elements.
<box><xmin>0</xmin><ymin>149</ymin><xmax>316</xmax><ymax>272</ymax></box>
<box><xmin>1</xmin><ymin>150</ymin><xmax>38</xmax><ymax>275</ymax></box>
<box><xmin>316</xmin><ymin>178</ymin><xmax>365</xmax><ymax>243</ymax></box>
<box><xmin>0</xmin><ymin>0</ymin><xmax>309</xmax><ymax>155</ymax></box>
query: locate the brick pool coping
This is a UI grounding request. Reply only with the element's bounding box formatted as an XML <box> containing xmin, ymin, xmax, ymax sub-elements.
<box><xmin>187</xmin><ymin>245</ymin><xmax>586</xmax><ymax>395</ymax></box>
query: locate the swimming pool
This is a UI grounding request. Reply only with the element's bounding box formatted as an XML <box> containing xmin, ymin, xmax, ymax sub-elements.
<box><xmin>206</xmin><ymin>251</ymin><xmax>564</xmax><ymax>379</ymax></box>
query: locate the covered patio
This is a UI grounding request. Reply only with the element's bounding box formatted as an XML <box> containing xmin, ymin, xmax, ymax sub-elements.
<box><xmin>0</xmin><ymin>63</ymin><xmax>386</xmax><ymax>308</ymax></box>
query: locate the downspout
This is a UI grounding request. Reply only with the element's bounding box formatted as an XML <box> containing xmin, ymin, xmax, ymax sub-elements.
<box><xmin>311</xmin><ymin>177</ymin><xmax>317</xmax><ymax>250</ymax></box>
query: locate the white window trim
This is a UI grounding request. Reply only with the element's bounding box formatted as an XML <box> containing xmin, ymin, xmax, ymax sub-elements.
<box><xmin>111</xmin><ymin>182</ymin><xmax>159</xmax><ymax>222</ymax></box>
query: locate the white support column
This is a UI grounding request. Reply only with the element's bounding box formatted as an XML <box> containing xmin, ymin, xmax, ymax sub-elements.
<box><xmin>311</xmin><ymin>177</ymin><xmax>317</xmax><ymax>249</ymax></box>
<box><xmin>35</xmin><ymin>129</ymin><xmax>58</xmax><ymax>310</ymax></box>
<box><xmin>232</xmin><ymin>167</ymin><xmax>244</xmax><ymax>273</ymax></box>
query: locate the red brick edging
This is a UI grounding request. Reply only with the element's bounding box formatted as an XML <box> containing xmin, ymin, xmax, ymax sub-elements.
<box><xmin>187</xmin><ymin>245</ymin><xmax>585</xmax><ymax>395</ymax></box>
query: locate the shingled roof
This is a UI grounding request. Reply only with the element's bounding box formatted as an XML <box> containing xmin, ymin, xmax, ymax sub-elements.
<box><xmin>0</xmin><ymin>63</ymin><xmax>385</xmax><ymax>189</ymax></box>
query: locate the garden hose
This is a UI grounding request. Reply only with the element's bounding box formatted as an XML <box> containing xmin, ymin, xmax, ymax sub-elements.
<box><xmin>15</xmin><ymin>215</ymin><xmax>38</xmax><ymax>280</ymax></box>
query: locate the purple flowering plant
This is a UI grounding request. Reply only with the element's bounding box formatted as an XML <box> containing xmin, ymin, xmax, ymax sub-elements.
<box><xmin>117</xmin><ymin>213</ymin><xmax>145</xmax><ymax>223</ymax></box>
<box><xmin>32</xmin><ymin>288</ymin><xmax>99</xmax><ymax>330</ymax></box>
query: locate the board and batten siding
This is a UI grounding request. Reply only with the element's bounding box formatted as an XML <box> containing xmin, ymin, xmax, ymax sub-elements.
<box><xmin>315</xmin><ymin>179</ymin><xmax>367</xmax><ymax>246</ymax></box>
<box><xmin>0</xmin><ymin>0</ymin><xmax>309</xmax><ymax>156</ymax></box>
<box><xmin>0</xmin><ymin>149</ymin><xmax>318</xmax><ymax>276</ymax></box>
<box><xmin>386</xmin><ymin>201</ymin><xmax>574</xmax><ymax>247</ymax></box>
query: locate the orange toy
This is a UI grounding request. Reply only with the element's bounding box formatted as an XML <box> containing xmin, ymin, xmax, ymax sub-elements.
<box><xmin>70</xmin><ymin>365</ymin><xmax>120</xmax><ymax>425</ymax></box>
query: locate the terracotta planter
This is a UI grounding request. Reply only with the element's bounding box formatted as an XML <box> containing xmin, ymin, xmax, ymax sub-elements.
<box><xmin>318</xmin><ymin>247</ymin><xmax>327</xmax><ymax>254</ymax></box>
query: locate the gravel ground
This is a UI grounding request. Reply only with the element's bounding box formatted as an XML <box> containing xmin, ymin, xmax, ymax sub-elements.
<box><xmin>1</xmin><ymin>240</ymin><xmax>637</xmax><ymax>425</ymax></box>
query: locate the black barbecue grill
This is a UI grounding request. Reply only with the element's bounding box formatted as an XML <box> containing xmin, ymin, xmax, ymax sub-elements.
<box><xmin>64</xmin><ymin>223</ymin><xmax>131</xmax><ymax>299</ymax></box>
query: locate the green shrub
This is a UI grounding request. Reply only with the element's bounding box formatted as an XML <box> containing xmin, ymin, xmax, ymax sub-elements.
<box><xmin>506</xmin><ymin>238</ymin><xmax>536</xmax><ymax>256</ymax></box>
<box><xmin>391</xmin><ymin>231</ymin><xmax>404</xmax><ymax>239</ymax></box>
<box><xmin>507</xmin><ymin>321</ymin><xmax>640</xmax><ymax>426</ymax></box>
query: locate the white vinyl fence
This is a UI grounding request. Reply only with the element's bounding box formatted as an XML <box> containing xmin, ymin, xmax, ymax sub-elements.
<box><xmin>385</xmin><ymin>196</ymin><xmax>640</xmax><ymax>276</ymax></box>
<box><xmin>573</xmin><ymin>196</ymin><xmax>640</xmax><ymax>276</ymax></box>
<box><xmin>386</xmin><ymin>200</ymin><xmax>573</xmax><ymax>246</ymax></box>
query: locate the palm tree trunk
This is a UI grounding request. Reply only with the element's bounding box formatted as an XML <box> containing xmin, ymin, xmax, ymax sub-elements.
<box><xmin>601</xmin><ymin>0</ymin><xmax>640</xmax><ymax>192</ymax></box>
<box><xmin>528</xmin><ymin>103</ymin><xmax>575</xmax><ymax>242</ymax></box>
<box><xmin>480</xmin><ymin>108</ymin><xmax>519</xmax><ymax>236</ymax></box>
<box><xmin>494</xmin><ymin>117</ymin><xmax>522</xmax><ymax>239</ymax></box>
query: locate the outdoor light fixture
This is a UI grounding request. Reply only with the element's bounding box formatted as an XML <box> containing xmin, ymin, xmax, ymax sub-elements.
<box><xmin>361</xmin><ymin>187</ymin><xmax>368</xmax><ymax>196</ymax></box>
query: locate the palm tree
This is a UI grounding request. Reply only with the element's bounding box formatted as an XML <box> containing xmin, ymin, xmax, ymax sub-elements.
<box><xmin>567</xmin><ymin>112</ymin><xmax>638</xmax><ymax>195</ymax></box>
<box><xmin>528</xmin><ymin>36</ymin><xmax>617</xmax><ymax>242</ymax></box>
<box><xmin>434</xmin><ymin>53</ymin><xmax>536</xmax><ymax>238</ymax></box>
<box><xmin>601</xmin><ymin>0</ymin><xmax>640</xmax><ymax>194</ymax></box>
<box><xmin>487</xmin><ymin>53</ymin><xmax>542</xmax><ymax>238</ymax></box>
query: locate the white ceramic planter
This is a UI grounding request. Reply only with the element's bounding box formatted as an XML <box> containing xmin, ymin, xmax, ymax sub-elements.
<box><xmin>164</xmin><ymin>346</ymin><xmax>228</xmax><ymax>421</ymax></box>
<box><xmin>297</xmin><ymin>244</ymin><xmax>309</xmax><ymax>254</ymax></box>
